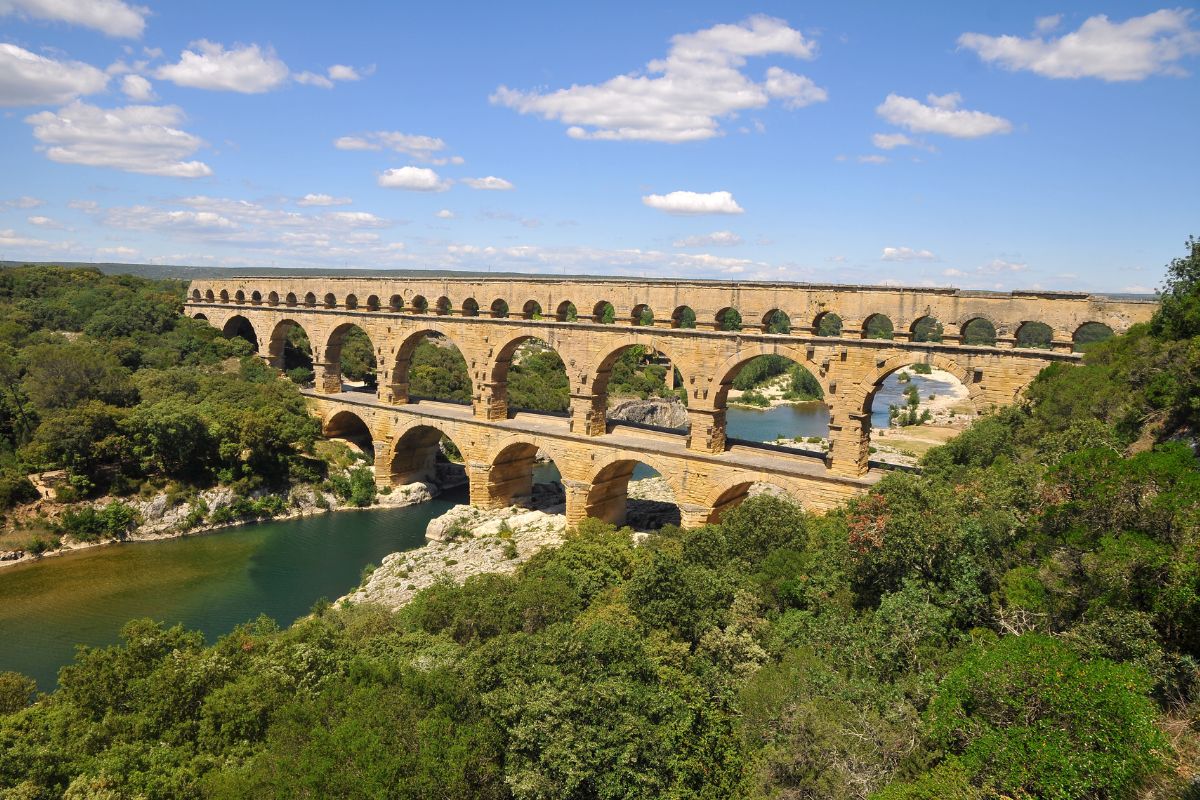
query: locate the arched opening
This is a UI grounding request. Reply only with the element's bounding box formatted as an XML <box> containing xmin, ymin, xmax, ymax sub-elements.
<box><xmin>303</xmin><ymin>292</ymin><xmax>317</xmax><ymax>307</ymax></box>
<box><xmin>389</xmin><ymin>425</ymin><xmax>467</xmax><ymax>491</ymax></box>
<box><xmin>491</xmin><ymin>336</ymin><xmax>569</xmax><ymax>417</ymax></box>
<box><xmin>763</xmin><ymin>309</ymin><xmax>791</xmax><ymax>334</ymax></box>
<box><xmin>585</xmin><ymin>459</ymin><xmax>681</xmax><ymax>530</ymax></box>
<box><xmin>366</xmin><ymin>295</ymin><xmax>380</xmax><ymax>311</ymax></box>
<box><xmin>325</xmin><ymin>324</ymin><xmax>377</xmax><ymax>393</ymax></box>
<box><xmin>220</xmin><ymin>315</ymin><xmax>258</xmax><ymax>352</ymax></box>
<box><xmin>462</xmin><ymin>298</ymin><xmax>480</xmax><ymax>317</ymax></box>
<box><xmin>592</xmin><ymin>300</ymin><xmax>615</xmax><ymax>324</ymax></box>
<box><xmin>204</xmin><ymin>289</ymin><xmax>215</xmax><ymax>302</ymax></box>
<box><xmin>267</xmin><ymin>291</ymin><xmax>279</xmax><ymax>306</ymax></box>
<box><xmin>389</xmin><ymin>294</ymin><xmax>403</xmax><ymax>312</ymax></box>
<box><xmin>867</xmin><ymin>360</ymin><xmax>976</xmax><ymax>467</ymax></box>
<box><xmin>814</xmin><ymin>311</ymin><xmax>842</xmax><ymax>336</ymax></box>
<box><xmin>522</xmin><ymin>300</ymin><xmax>543</xmax><ymax>320</ymax></box>
<box><xmin>595</xmin><ymin>344</ymin><xmax>689</xmax><ymax>434</ymax></box>
<box><xmin>235</xmin><ymin>290</ymin><xmax>246</xmax><ymax>304</ymax></box>
<box><xmin>490</xmin><ymin>299</ymin><xmax>509</xmax><ymax>318</ymax></box>
<box><xmin>285</xmin><ymin>292</ymin><xmax>297</xmax><ymax>307</ymax></box>
<box><xmin>268</xmin><ymin>319</ymin><xmax>314</xmax><ymax>384</ymax></box>
<box><xmin>391</xmin><ymin>331</ymin><xmax>472</xmax><ymax>406</ymax></box>
<box><xmin>1015</xmin><ymin>321</ymin><xmax>1053</xmax><ymax>349</ymax></box>
<box><xmin>219</xmin><ymin>289</ymin><xmax>230</xmax><ymax>303</ymax></box>
<box><xmin>411</xmin><ymin>295</ymin><xmax>429</xmax><ymax>314</ymax></box>
<box><xmin>435</xmin><ymin>296</ymin><xmax>452</xmax><ymax>316</ymax></box>
<box><xmin>485</xmin><ymin>442</ymin><xmax>566</xmax><ymax>513</ymax></box>
<box><xmin>1073</xmin><ymin>322</ymin><xmax>1114</xmax><ymax>351</ymax></box>
<box><xmin>323</xmin><ymin>410</ymin><xmax>375</xmax><ymax>462</ymax></box>
<box><xmin>323</xmin><ymin>292</ymin><xmax>336</xmax><ymax>309</ymax></box>
<box><xmin>191</xmin><ymin>288</ymin><xmax>201</xmax><ymax>301</ymax></box>
<box><xmin>631</xmin><ymin>304</ymin><xmax>654</xmax><ymax>326</ymax></box>
<box><xmin>862</xmin><ymin>314</ymin><xmax>894</xmax><ymax>339</ymax></box>
<box><xmin>345</xmin><ymin>294</ymin><xmax>358</xmax><ymax>310</ymax></box>
<box><xmin>250</xmin><ymin>290</ymin><xmax>262</xmax><ymax>305</ymax></box>
<box><xmin>555</xmin><ymin>301</ymin><xmax>577</xmax><ymax>322</ymax></box>
<box><xmin>961</xmin><ymin>318</ymin><xmax>997</xmax><ymax>346</ymax></box>
<box><xmin>911</xmin><ymin>315</ymin><xmax>943</xmax><ymax>342</ymax></box>
<box><xmin>672</xmin><ymin>306</ymin><xmax>697</xmax><ymax>328</ymax></box>
<box><xmin>716</xmin><ymin>307</ymin><xmax>743</xmax><ymax>331</ymax></box>
<box><xmin>706</xmin><ymin>482</ymin><xmax>799</xmax><ymax>525</ymax></box>
<box><xmin>715</xmin><ymin>354</ymin><xmax>828</xmax><ymax>455</ymax></box>
<box><xmin>192</xmin><ymin>312</ymin><xmax>208</xmax><ymax>321</ymax></box>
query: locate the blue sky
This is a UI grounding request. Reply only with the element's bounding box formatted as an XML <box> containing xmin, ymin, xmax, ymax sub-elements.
<box><xmin>1</xmin><ymin>1</ymin><xmax>1197</xmax><ymax>292</ymax></box>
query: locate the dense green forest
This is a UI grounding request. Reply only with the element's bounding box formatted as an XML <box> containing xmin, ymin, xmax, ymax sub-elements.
<box><xmin>0</xmin><ymin>240</ymin><xmax>1197</xmax><ymax>798</ymax></box>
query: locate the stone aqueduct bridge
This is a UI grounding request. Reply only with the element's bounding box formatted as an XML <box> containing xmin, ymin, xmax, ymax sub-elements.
<box><xmin>186</xmin><ymin>276</ymin><xmax>1154</xmax><ymax>527</ymax></box>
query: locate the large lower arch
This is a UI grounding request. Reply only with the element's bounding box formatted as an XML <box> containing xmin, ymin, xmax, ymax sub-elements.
<box><xmin>703</xmin><ymin>477</ymin><xmax>800</xmax><ymax>525</ymax></box>
<box><xmin>220</xmin><ymin>315</ymin><xmax>259</xmax><ymax>352</ymax></box>
<box><xmin>387</xmin><ymin>423</ymin><xmax>467</xmax><ymax>489</ymax></box>
<box><xmin>583</xmin><ymin>454</ymin><xmax>682</xmax><ymax>529</ymax></box>
<box><xmin>487</xmin><ymin>332</ymin><xmax>570</xmax><ymax>417</ymax></box>
<box><xmin>266</xmin><ymin>318</ymin><xmax>314</xmax><ymax>381</ymax></box>
<box><xmin>585</xmin><ymin>339</ymin><xmax>691</xmax><ymax>434</ymax></box>
<box><xmin>482</xmin><ymin>437</ymin><xmax>569</xmax><ymax>510</ymax></box>
<box><xmin>389</xmin><ymin>327</ymin><xmax>474</xmax><ymax>405</ymax></box>
<box><xmin>321</xmin><ymin>408</ymin><xmax>376</xmax><ymax>460</ymax></box>
<box><xmin>710</xmin><ymin>344</ymin><xmax>829</xmax><ymax>411</ymax></box>
<box><xmin>322</xmin><ymin>323</ymin><xmax>378</xmax><ymax>393</ymax></box>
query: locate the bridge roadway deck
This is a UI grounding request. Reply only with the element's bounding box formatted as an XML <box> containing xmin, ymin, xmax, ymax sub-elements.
<box><xmin>304</xmin><ymin>389</ymin><xmax>884</xmax><ymax>526</ymax></box>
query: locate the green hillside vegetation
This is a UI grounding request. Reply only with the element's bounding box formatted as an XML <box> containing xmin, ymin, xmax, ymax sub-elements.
<box><xmin>0</xmin><ymin>239</ymin><xmax>1197</xmax><ymax>797</ymax></box>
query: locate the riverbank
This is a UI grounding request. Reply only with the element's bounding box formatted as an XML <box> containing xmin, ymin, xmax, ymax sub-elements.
<box><xmin>0</xmin><ymin>479</ymin><xmax>440</xmax><ymax>571</ymax></box>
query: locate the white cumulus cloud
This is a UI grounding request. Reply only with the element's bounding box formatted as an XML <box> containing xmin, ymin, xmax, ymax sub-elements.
<box><xmin>643</xmin><ymin>190</ymin><xmax>744</xmax><ymax>215</ymax></box>
<box><xmin>328</xmin><ymin>64</ymin><xmax>360</xmax><ymax>81</ymax></box>
<box><xmin>872</xmin><ymin>132</ymin><xmax>915</xmax><ymax>149</ymax></box>
<box><xmin>959</xmin><ymin>9</ymin><xmax>1200</xmax><ymax>81</ymax></box>
<box><xmin>378</xmin><ymin>166</ymin><xmax>450</xmax><ymax>192</ymax></box>
<box><xmin>120</xmin><ymin>73</ymin><xmax>154</xmax><ymax>100</ymax></box>
<box><xmin>4</xmin><ymin>196</ymin><xmax>44</xmax><ymax>208</ymax></box>
<box><xmin>334</xmin><ymin>131</ymin><xmax>450</xmax><ymax>162</ymax></box>
<box><xmin>297</xmin><ymin>193</ymin><xmax>351</xmax><ymax>207</ymax></box>
<box><xmin>293</xmin><ymin>71</ymin><xmax>332</xmax><ymax>88</ymax></box>
<box><xmin>492</xmin><ymin>15</ymin><xmax>825</xmax><ymax>142</ymax></box>
<box><xmin>673</xmin><ymin>230</ymin><xmax>743</xmax><ymax>247</ymax></box>
<box><xmin>156</xmin><ymin>41</ymin><xmax>289</xmax><ymax>93</ymax></box>
<box><xmin>0</xmin><ymin>44</ymin><xmax>108</xmax><ymax>107</ymax></box>
<box><xmin>24</xmin><ymin>101</ymin><xmax>212</xmax><ymax>177</ymax></box>
<box><xmin>876</xmin><ymin>92</ymin><xmax>1012</xmax><ymax>138</ymax></box>
<box><xmin>0</xmin><ymin>0</ymin><xmax>147</xmax><ymax>38</ymax></box>
<box><xmin>435</xmin><ymin>209</ymin><xmax>455</xmax><ymax>219</ymax></box>
<box><xmin>881</xmin><ymin>246</ymin><xmax>937</xmax><ymax>261</ymax></box>
<box><xmin>462</xmin><ymin>176</ymin><xmax>513</xmax><ymax>191</ymax></box>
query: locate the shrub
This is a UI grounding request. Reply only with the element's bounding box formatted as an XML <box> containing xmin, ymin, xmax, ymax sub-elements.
<box><xmin>0</xmin><ymin>473</ymin><xmax>38</xmax><ymax>511</ymax></box>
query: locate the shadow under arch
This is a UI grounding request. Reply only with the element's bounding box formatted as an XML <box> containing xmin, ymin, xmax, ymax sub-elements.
<box><xmin>192</xmin><ymin>312</ymin><xmax>208</xmax><ymax>321</ymax></box>
<box><xmin>487</xmin><ymin>330</ymin><xmax>570</xmax><ymax>418</ymax></box>
<box><xmin>221</xmin><ymin>315</ymin><xmax>259</xmax><ymax>352</ymax></box>
<box><xmin>483</xmin><ymin>436</ymin><xmax>570</xmax><ymax>511</ymax></box>
<box><xmin>390</xmin><ymin>325</ymin><xmax>475</xmax><ymax>406</ymax></box>
<box><xmin>266</xmin><ymin>318</ymin><xmax>314</xmax><ymax>376</ymax></box>
<box><xmin>388</xmin><ymin>422</ymin><xmax>468</xmax><ymax>490</ymax></box>
<box><xmin>322</xmin><ymin>408</ymin><xmax>376</xmax><ymax>461</ymax></box>
<box><xmin>704</xmin><ymin>478</ymin><xmax>800</xmax><ymax>525</ymax></box>
<box><xmin>584</xmin><ymin>451</ymin><xmax>683</xmax><ymax>529</ymax></box>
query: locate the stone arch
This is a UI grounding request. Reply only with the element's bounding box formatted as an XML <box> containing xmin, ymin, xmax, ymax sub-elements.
<box><xmin>267</xmin><ymin>318</ymin><xmax>314</xmax><ymax>374</ymax></box>
<box><xmin>387</xmin><ymin>421</ymin><xmax>468</xmax><ymax>489</ymax></box>
<box><xmin>220</xmin><ymin>315</ymin><xmax>259</xmax><ymax>351</ymax></box>
<box><xmin>267</xmin><ymin>291</ymin><xmax>280</xmax><ymax>306</ymax></box>
<box><xmin>482</xmin><ymin>436</ymin><xmax>569</xmax><ymax>510</ymax></box>
<box><xmin>190</xmin><ymin>288</ymin><xmax>201</xmax><ymax>301</ymax></box>
<box><xmin>555</xmin><ymin>300</ymin><xmax>577</xmax><ymax>322</ymax></box>
<box><xmin>1015</xmin><ymin>320</ymin><xmax>1053</xmax><ymax>349</ymax></box>
<box><xmin>522</xmin><ymin>299</ymin><xmax>542</xmax><ymax>320</ymax></box>
<box><xmin>961</xmin><ymin>316</ymin><xmax>998</xmax><ymax>346</ymax></box>
<box><xmin>671</xmin><ymin>305</ymin><xmax>697</xmax><ymax>328</ymax></box>
<box><xmin>323</xmin><ymin>322</ymin><xmax>378</xmax><ymax>393</ymax></box>
<box><xmin>234</xmin><ymin>289</ymin><xmax>246</xmax><ymax>304</ymax></box>
<box><xmin>462</xmin><ymin>297</ymin><xmax>480</xmax><ymax>317</ymax></box>
<box><xmin>849</xmin><ymin>352</ymin><xmax>983</xmax><ymax>418</ymax></box>
<box><xmin>390</xmin><ymin>325</ymin><xmax>475</xmax><ymax>405</ymax></box>
<box><xmin>716</xmin><ymin>307</ymin><xmax>743</xmax><ymax>331</ymax></box>
<box><xmin>487</xmin><ymin>331</ymin><xmax>570</xmax><ymax>417</ymax></box>
<box><xmin>813</xmin><ymin>311</ymin><xmax>842</xmax><ymax>336</ymax></box>
<box><xmin>205</xmin><ymin>289</ymin><xmax>215</xmax><ymax>302</ymax></box>
<box><xmin>366</xmin><ymin>294</ymin><xmax>380</xmax><ymax>311</ymax></box>
<box><xmin>703</xmin><ymin>477</ymin><xmax>799</xmax><ymax>524</ymax></box>
<box><xmin>762</xmin><ymin>309</ymin><xmax>791</xmax><ymax>334</ymax></box>
<box><xmin>192</xmin><ymin>312</ymin><xmax>208</xmax><ymax>321</ymax></box>
<box><xmin>631</xmin><ymin>303</ymin><xmax>654</xmax><ymax>326</ymax></box>
<box><xmin>862</xmin><ymin>313</ymin><xmax>894</xmax><ymax>339</ymax></box>
<box><xmin>592</xmin><ymin>300</ymin><xmax>615</xmax><ymax>324</ymax></box>
<box><xmin>586</xmin><ymin>337</ymin><xmax>690</xmax><ymax>401</ymax></box>
<box><xmin>345</xmin><ymin>293</ymin><xmax>359</xmax><ymax>310</ymax></box>
<box><xmin>910</xmin><ymin>315</ymin><xmax>943</xmax><ymax>342</ymax></box>
<box><xmin>583</xmin><ymin>452</ymin><xmax>683</xmax><ymax>528</ymax></box>
<box><xmin>303</xmin><ymin>292</ymin><xmax>317</xmax><ymax>307</ymax></box>
<box><xmin>219</xmin><ymin>289</ymin><xmax>230</xmax><ymax>303</ymax></box>
<box><xmin>321</xmin><ymin>408</ymin><xmax>376</xmax><ymax>460</ymax></box>
<box><xmin>411</xmin><ymin>295</ymin><xmax>429</xmax><ymax>313</ymax></box>
<box><xmin>389</xmin><ymin>294</ymin><xmax>403</xmax><ymax>312</ymax></box>
<box><xmin>250</xmin><ymin>290</ymin><xmax>262</xmax><ymax>305</ymax></box>
<box><xmin>323</xmin><ymin>292</ymin><xmax>337</xmax><ymax>309</ymax></box>
<box><xmin>285</xmin><ymin>292</ymin><xmax>297</xmax><ymax>307</ymax></box>
<box><xmin>490</xmin><ymin>298</ymin><xmax>509</xmax><ymax>318</ymax></box>
<box><xmin>435</xmin><ymin>296</ymin><xmax>452</xmax><ymax>316</ymax></box>
<box><xmin>709</xmin><ymin>343</ymin><xmax>830</xmax><ymax>410</ymax></box>
<box><xmin>1072</xmin><ymin>321</ymin><xmax>1114</xmax><ymax>351</ymax></box>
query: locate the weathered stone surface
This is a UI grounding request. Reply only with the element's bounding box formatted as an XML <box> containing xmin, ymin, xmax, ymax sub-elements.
<box><xmin>608</xmin><ymin>398</ymin><xmax>688</xmax><ymax>429</ymax></box>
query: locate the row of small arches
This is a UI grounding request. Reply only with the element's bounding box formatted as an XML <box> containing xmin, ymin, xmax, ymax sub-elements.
<box><xmin>191</xmin><ymin>288</ymin><xmax>1114</xmax><ymax>349</ymax></box>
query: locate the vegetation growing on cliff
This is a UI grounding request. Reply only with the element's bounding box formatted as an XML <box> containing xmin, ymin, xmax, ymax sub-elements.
<box><xmin>0</xmin><ymin>240</ymin><xmax>1197</xmax><ymax>797</ymax></box>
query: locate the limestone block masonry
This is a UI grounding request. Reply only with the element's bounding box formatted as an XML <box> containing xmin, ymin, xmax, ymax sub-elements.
<box><xmin>186</xmin><ymin>275</ymin><xmax>1155</xmax><ymax>526</ymax></box>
